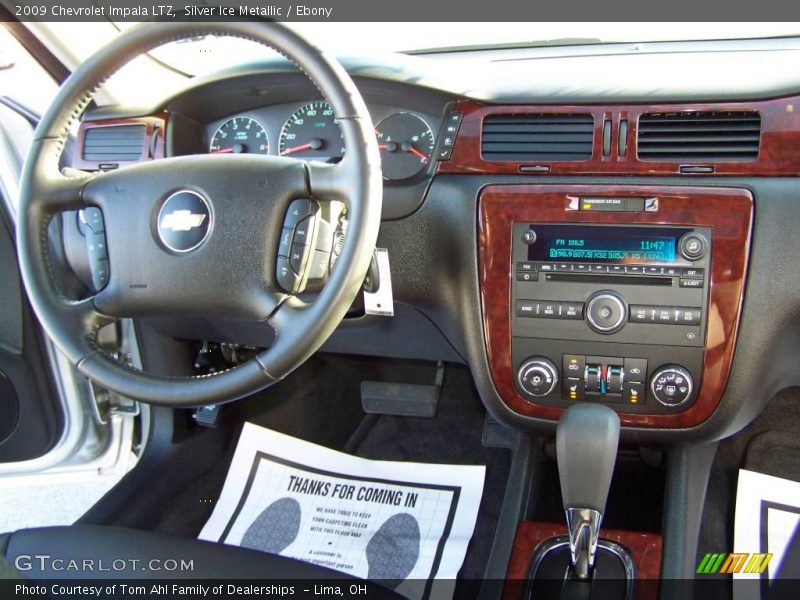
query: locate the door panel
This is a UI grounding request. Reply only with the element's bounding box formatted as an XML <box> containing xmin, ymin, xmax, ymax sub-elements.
<box><xmin>0</xmin><ymin>172</ymin><xmax>63</xmax><ymax>462</ymax></box>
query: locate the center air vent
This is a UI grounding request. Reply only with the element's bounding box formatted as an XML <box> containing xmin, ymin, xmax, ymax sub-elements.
<box><xmin>82</xmin><ymin>124</ymin><xmax>146</xmax><ymax>162</ymax></box>
<box><xmin>637</xmin><ymin>111</ymin><xmax>760</xmax><ymax>162</ymax></box>
<box><xmin>481</xmin><ymin>113</ymin><xmax>594</xmax><ymax>161</ymax></box>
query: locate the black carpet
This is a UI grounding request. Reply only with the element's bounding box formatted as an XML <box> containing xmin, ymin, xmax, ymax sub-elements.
<box><xmin>347</xmin><ymin>365</ymin><xmax>511</xmax><ymax>581</ymax></box>
<box><xmin>696</xmin><ymin>387</ymin><xmax>800</xmax><ymax>596</ymax></box>
<box><xmin>148</xmin><ymin>355</ymin><xmax>511</xmax><ymax>583</ymax></box>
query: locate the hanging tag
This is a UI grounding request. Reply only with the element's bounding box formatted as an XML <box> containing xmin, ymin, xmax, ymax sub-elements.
<box><xmin>364</xmin><ymin>248</ymin><xmax>394</xmax><ymax>316</ymax></box>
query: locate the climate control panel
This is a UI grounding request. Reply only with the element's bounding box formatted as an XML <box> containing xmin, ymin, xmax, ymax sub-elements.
<box><xmin>514</xmin><ymin>351</ymin><xmax>698</xmax><ymax>411</ymax></box>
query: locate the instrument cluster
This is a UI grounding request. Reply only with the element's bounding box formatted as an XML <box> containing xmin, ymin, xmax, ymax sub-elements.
<box><xmin>205</xmin><ymin>101</ymin><xmax>437</xmax><ymax>182</ymax></box>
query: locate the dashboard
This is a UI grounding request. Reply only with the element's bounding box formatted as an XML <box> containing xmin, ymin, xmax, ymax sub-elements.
<box><xmin>66</xmin><ymin>41</ymin><xmax>800</xmax><ymax>442</ymax></box>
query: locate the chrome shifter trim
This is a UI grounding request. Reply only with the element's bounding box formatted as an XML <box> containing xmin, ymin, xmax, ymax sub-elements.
<box><xmin>566</xmin><ymin>507</ymin><xmax>602</xmax><ymax>578</ymax></box>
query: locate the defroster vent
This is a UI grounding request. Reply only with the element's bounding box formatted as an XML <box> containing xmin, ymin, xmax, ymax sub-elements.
<box><xmin>82</xmin><ymin>124</ymin><xmax>146</xmax><ymax>162</ymax></box>
<box><xmin>481</xmin><ymin>113</ymin><xmax>594</xmax><ymax>161</ymax></box>
<box><xmin>637</xmin><ymin>111</ymin><xmax>761</xmax><ymax>162</ymax></box>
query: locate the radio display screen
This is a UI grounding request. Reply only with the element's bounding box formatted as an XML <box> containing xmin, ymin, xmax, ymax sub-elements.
<box><xmin>527</xmin><ymin>225</ymin><xmax>684</xmax><ymax>263</ymax></box>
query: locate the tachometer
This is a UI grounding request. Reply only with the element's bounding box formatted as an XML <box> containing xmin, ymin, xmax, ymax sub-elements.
<box><xmin>209</xmin><ymin>117</ymin><xmax>269</xmax><ymax>155</ymax></box>
<box><xmin>279</xmin><ymin>101</ymin><xmax>345</xmax><ymax>162</ymax></box>
<box><xmin>375</xmin><ymin>113</ymin><xmax>434</xmax><ymax>180</ymax></box>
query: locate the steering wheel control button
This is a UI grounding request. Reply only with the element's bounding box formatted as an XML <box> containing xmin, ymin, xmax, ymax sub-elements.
<box><xmin>517</xmin><ymin>357</ymin><xmax>559</xmax><ymax>398</ymax></box>
<box><xmin>278</xmin><ymin>228</ymin><xmax>293</xmax><ymax>257</ymax></box>
<box><xmin>82</xmin><ymin>207</ymin><xmax>105</xmax><ymax>233</ymax></box>
<box><xmin>82</xmin><ymin>207</ymin><xmax>110</xmax><ymax>291</ymax></box>
<box><xmin>157</xmin><ymin>190</ymin><xmax>212</xmax><ymax>254</ymax></box>
<box><xmin>586</xmin><ymin>291</ymin><xmax>627</xmax><ymax>333</ymax></box>
<box><xmin>293</xmin><ymin>215</ymin><xmax>315</xmax><ymax>246</ymax></box>
<box><xmin>284</xmin><ymin>199</ymin><xmax>314</xmax><ymax>228</ymax></box>
<box><xmin>679</xmin><ymin>233</ymin><xmax>709</xmax><ymax>261</ymax></box>
<box><xmin>91</xmin><ymin>259</ymin><xmax>110</xmax><ymax>291</ymax></box>
<box><xmin>650</xmin><ymin>365</ymin><xmax>694</xmax><ymax>407</ymax></box>
<box><xmin>289</xmin><ymin>243</ymin><xmax>310</xmax><ymax>274</ymax></box>
<box><xmin>276</xmin><ymin>257</ymin><xmax>299</xmax><ymax>293</ymax></box>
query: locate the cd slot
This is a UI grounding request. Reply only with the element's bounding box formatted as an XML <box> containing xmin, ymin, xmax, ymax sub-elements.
<box><xmin>546</xmin><ymin>273</ymin><xmax>672</xmax><ymax>286</ymax></box>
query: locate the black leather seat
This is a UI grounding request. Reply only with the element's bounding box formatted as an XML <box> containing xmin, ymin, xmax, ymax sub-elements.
<box><xmin>0</xmin><ymin>525</ymin><xmax>401</xmax><ymax>595</ymax></box>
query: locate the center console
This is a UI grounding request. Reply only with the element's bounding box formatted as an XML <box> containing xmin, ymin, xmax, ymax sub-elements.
<box><xmin>478</xmin><ymin>184</ymin><xmax>753</xmax><ymax>428</ymax></box>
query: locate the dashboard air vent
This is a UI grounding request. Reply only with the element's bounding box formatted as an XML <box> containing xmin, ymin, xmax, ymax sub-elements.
<box><xmin>637</xmin><ymin>111</ymin><xmax>760</xmax><ymax>162</ymax></box>
<box><xmin>82</xmin><ymin>124</ymin><xmax>146</xmax><ymax>162</ymax></box>
<box><xmin>481</xmin><ymin>113</ymin><xmax>594</xmax><ymax>161</ymax></box>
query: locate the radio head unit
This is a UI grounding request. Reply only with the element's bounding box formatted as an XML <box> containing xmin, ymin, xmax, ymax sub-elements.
<box><xmin>512</xmin><ymin>222</ymin><xmax>711</xmax><ymax>414</ymax></box>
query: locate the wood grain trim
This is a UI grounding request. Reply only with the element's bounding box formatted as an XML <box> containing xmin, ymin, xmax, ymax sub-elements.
<box><xmin>478</xmin><ymin>185</ymin><xmax>752</xmax><ymax>428</ymax></box>
<box><xmin>73</xmin><ymin>114</ymin><xmax>167</xmax><ymax>171</ymax></box>
<box><xmin>504</xmin><ymin>522</ymin><xmax>662</xmax><ymax>598</ymax></box>
<box><xmin>439</xmin><ymin>97</ymin><xmax>800</xmax><ymax>175</ymax></box>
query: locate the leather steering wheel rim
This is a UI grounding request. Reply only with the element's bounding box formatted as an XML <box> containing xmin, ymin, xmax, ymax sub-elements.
<box><xmin>16</xmin><ymin>21</ymin><xmax>382</xmax><ymax>406</ymax></box>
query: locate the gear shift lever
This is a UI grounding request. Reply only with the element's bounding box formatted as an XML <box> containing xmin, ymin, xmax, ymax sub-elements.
<box><xmin>556</xmin><ymin>403</ymin><xmax>620</xmax><ymax>579</ymax></box>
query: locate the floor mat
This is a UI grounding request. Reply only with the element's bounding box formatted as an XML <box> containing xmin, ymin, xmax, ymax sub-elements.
<box><xmin>200</xmin><ymin>422</ymin><xmax>486</xmax><ymax>599</ymax></box>
<box><xmin>349</xmin><ymin>366</ymin><xmax>512</xmax><ymax>582</ymax></box>
<box><xmin>697</xmin><ymin>387</ymin><xmax>800</xmax><ymax>598</ymax></box>
<box><xmin>148</xmin><ymin>358</ymin><xmax>511</xmax><ymax>587</ymax></box>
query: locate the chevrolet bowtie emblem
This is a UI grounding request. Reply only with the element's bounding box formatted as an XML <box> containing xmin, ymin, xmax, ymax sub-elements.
<box><xmin>160</xmin><ymin>210</ymin><xmax>207</xmax><ymax>232</ymax></box>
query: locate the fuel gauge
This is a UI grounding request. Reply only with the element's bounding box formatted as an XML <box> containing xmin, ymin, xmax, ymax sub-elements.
<box><xmin>375</xmin><ymin>113</ymin><xmax>435</xmax><ymax>180</ymax></box>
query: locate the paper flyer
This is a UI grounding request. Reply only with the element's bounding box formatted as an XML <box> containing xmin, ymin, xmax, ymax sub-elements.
<box><xmin>733</xmin><ymin>469</ymin><xmax>800</xmax><ymax>595</ymax></box>
<box><xmin>199</xmin><ymin>423</ymin><xmax>486</xmax><ymax>599</ymax></box>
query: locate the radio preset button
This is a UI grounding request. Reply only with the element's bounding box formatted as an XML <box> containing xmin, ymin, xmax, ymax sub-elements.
<box><xmin>574</xmin><ymin>264</ymin><xmax>590</xmax><ymax>272</ymax></box>
<box><xmin>625</xmin><ymin>265</ymin><xmax>644</xmax><ymax>274</ymax></box>
<box><xmin>609</xmin><ymin>265</ymin><xmax>625</xmax><ymax>274</ymax></box>
<box><xmin>586</xmin><ymin>291</ymin><xmax>627</xmax><ymax>333</ymax></box>
<box><xmin>555</xmin><ymin>263</ymin><xmax>573</xmax><ymax>272</ymax></box>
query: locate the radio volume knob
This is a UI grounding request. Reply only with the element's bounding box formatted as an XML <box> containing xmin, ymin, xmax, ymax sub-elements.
<box><xmin>650</xmin><ymin>365</ymin><xmax>694</xmax><ymax>407</ymax></box>
<box><xmin>586</xmin><ymin>291</ymin><xmax>627</xmax><ymax>334</ymax></box>
<box><xmin>517</xmin><ymin>357</ymin><xmax>559</xmax><ymax>398</ymax></box>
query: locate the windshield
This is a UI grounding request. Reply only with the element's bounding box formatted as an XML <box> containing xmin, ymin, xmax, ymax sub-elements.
<box><xmin>7</xmin><ymin>21</ymin><xmax>800</xmax><ymax>107</ymax></box>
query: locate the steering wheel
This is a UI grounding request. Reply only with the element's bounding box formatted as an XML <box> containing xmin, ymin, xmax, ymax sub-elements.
<box><xmin>16</xmin><ymin>22</ymin><xmax>382</xmax><ymax>406</ymax></box>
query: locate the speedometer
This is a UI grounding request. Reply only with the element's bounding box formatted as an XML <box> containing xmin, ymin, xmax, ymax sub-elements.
<box><xmin>209</xmin><ymin>117</ymin><xmax>269</xmax><ymax>155</ymax></box>
<box><xmin>279</xmin><ymin>101</ymin><xmax>345</xmax><ymax>162</ymax></box>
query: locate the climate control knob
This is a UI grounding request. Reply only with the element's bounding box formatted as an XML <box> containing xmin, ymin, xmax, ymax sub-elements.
<box><xmin>517</xmin><ymin>357</ymin><xmax>559</xmax><ymax>398</ymax></box>
<box><xmin>650</xmin><ymin>365</ymin><xmax>694</xmax><ymax>407</ymax></box>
